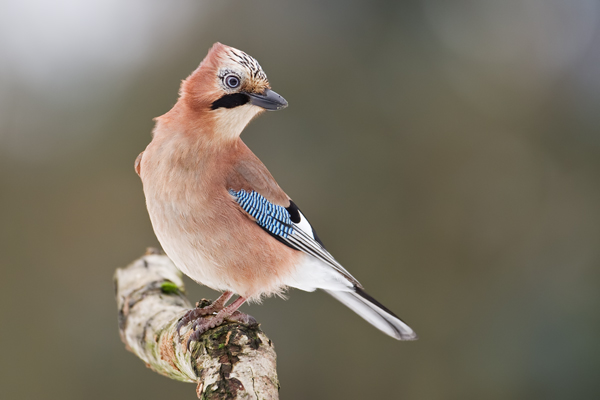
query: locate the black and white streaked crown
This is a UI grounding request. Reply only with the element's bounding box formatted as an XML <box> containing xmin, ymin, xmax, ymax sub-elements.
<box><xmin>227</xmin><ymin>49</ymin><xmax>269</xmax><ymax>82</ymax></box>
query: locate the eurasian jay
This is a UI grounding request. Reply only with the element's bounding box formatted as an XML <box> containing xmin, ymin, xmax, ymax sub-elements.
<box><xmin>136</xmin><ymin>43</ymin><xmax>417</xmax><ymax>342</ymax></box>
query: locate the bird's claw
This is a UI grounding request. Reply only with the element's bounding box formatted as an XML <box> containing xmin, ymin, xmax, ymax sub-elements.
<box><xmin>175</xmin><ymin>299</ymin><xmax>215</xmax><ymax>336</ymax></box>
<box><xmin>185</xmin><ymin>316</ymin><xmax>220</xmax><ymax>350</ymax></box>
<box><xmin>228</xmin><ymin>310</ymin><xmax>257</xmax><ymax>326</ymax></box>
<box><xmin>184</xmin><ymin>311</ymin><xmax>258</xmax><ymax>351</ymax></box>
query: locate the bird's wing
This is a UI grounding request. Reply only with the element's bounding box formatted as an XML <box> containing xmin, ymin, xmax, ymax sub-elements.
<box><xmin>228</xmin><ymin>188</ymin><xmax>361</xmax><ymax>288</ymax></box>
<box><xmin>134</xmin><ymin>151</ymin><xmax>144</xmax><ymax>176</ymax></box>
<box><xmin>227</xmin><ymin>148</ymin><xmax>418</xmax><ymax>341</ymax></box>
<box><xmin>229</xmin><ymin>149</ymin><xmax>290</xmax><ymax>206</ymax></box>
<box><xmin>226</xmin><ymin>145</ymin><xmax>360</xmax><ymax>286</ymax></box>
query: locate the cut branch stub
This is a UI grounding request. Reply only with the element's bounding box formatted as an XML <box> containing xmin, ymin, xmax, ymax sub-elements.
<box><xmin>114</xmin><ymin>249</ymin><xmax>279</xmax><ymax>399</ymax></box>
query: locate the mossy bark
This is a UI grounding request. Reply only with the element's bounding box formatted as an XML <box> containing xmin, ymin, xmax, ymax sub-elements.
<box><xmin>114</xmin><ymin>249</ymin><xmax>279</xmax><ymax>399</ymax></box>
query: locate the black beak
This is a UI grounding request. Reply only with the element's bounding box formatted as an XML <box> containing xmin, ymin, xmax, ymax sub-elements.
<box><xmin>247</xmin><ymin>89</ymin><xmax>288</xmax><ymax>111</ymax></box>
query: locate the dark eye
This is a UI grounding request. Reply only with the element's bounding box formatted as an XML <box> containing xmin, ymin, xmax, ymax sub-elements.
<box><xmin>224</xmin><ymin>74</ymin><xmax>240</xmax><ymax>89</ymax></box>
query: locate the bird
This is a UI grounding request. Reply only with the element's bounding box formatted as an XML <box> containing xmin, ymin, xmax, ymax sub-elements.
<box><xmin>136</xmin><ymin>42</ymin><xmax>417</xmax><ymax>342</ymax></box>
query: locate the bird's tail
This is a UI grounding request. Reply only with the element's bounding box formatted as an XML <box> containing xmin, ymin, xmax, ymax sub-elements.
<box><xmin>325</xmin><ymin>287</ymin><xmax>417</xmax><ymax>341</ymax></box>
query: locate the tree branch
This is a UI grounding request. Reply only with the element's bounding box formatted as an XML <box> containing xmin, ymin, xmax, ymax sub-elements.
<box><xmin>114</xmin><ymin>248</ymin><xmax>279</xmax><ymax>399</ymax></box>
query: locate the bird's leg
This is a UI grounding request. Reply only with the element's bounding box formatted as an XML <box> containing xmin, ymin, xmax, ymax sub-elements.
<box><xmin>196</xmin><ymin>290</ymin><xmax>235</xmax><ymax>314</ymax></box>
<box><xmin>176</xmin><ymin>291</ymin><xmax>233</xmax><ymax>335</ymax></box>
<box><xmin>186</xmin><ymin>296</ymin><xmax>256</xmax><ymax>348</ymax></box>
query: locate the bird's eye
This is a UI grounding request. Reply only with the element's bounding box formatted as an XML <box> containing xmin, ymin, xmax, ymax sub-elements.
<box><xmin>224</xmin><ymin>75</ymin><xmax>241</xmax><ymax>89</ymax></box>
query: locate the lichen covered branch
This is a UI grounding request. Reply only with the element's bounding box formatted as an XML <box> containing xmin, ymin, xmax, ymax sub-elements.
<box><xmin>114</xmin><ymin>249</ymin><xmax>279</xmax><ymax>399</ymax></box>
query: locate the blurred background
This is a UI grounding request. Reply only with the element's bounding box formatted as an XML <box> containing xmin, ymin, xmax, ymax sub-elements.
<box><xmin>1</xmin><ymin>1</ymin><xmax>599</xmax><ymax>399</ymax></box>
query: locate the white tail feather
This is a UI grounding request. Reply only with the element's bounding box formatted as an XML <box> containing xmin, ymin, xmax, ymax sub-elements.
<box><xmin>325</xmin><ymin>288</ymin><xmax>417</xmax><ymax>341</ymax></box>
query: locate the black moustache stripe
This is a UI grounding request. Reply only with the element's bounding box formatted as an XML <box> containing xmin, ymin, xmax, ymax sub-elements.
<box><xmin>211</xmin><ymin>93</ymin><xmax>249</xmax><ymax>110</ymax></box>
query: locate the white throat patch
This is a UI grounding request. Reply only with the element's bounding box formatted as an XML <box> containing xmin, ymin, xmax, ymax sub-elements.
<box><xmin>212</xmin><ymin>103</ymin><xmax>262</xmax><ymax>140</ymax></box>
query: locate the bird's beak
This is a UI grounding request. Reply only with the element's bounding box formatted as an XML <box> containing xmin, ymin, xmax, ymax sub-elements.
<box><xmin>247</xmin><ymin>89</ymin><xmax>288</xmax><ymax>111</ymax></box>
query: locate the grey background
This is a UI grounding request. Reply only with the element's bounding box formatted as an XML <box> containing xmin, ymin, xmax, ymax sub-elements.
<box><xmin>1</xmin><ymin>1</ymin><xmax>599</xmax><ymax>399</ymax></box>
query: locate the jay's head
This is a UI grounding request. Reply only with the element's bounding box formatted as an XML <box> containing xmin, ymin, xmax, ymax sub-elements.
<box><xmin>179</xmin><ymin>43</ymin><xmax>287</xmax><ymax>139</ymax></box>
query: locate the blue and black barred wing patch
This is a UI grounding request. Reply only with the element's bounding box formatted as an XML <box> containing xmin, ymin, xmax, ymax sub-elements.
<box><xmin>229</xmin><ymin>189</ymin><xmax>294</xmax><ymax>237</ymax></box>
<box><xmin>229</xmin><ymin>189</ymin><xmax>360</xmax><ymax>286</ymax></box>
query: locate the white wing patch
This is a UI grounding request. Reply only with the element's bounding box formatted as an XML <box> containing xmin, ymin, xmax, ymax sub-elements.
<box><xmin>295</xmin><ymin>209</ymin><xmax>315</xmax><ymax>239</ymax></box>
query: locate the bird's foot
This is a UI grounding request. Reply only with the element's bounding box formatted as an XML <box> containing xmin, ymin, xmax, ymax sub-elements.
<box><xmin>176</xmin><ymin>291</ymin><xmax>235</xmax><ymax>335</ymax></box>
<box><xmin>228</xmin><ymin>310</ymin><xmax>258</xmax><ymax>326</ymax></box>
<box><xmin>185</xmin><ymin>311</ymin><xmax>257</xmax><ymax>350</ymax></box>
<box><xmin>175</xmin><ymin>299</ymin><xmax>216</xmax><ymax>335</ymax></box>
<box><xmin>185</xmin><ymin>315</ymin><xmax>224</xmax><ymax>349</ymax></box>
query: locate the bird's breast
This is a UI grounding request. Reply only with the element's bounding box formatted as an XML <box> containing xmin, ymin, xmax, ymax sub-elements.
<box><xmin>139</xmin><ymin>135</ymin><xmax>302</xmax><ymax>300</ymax></box>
